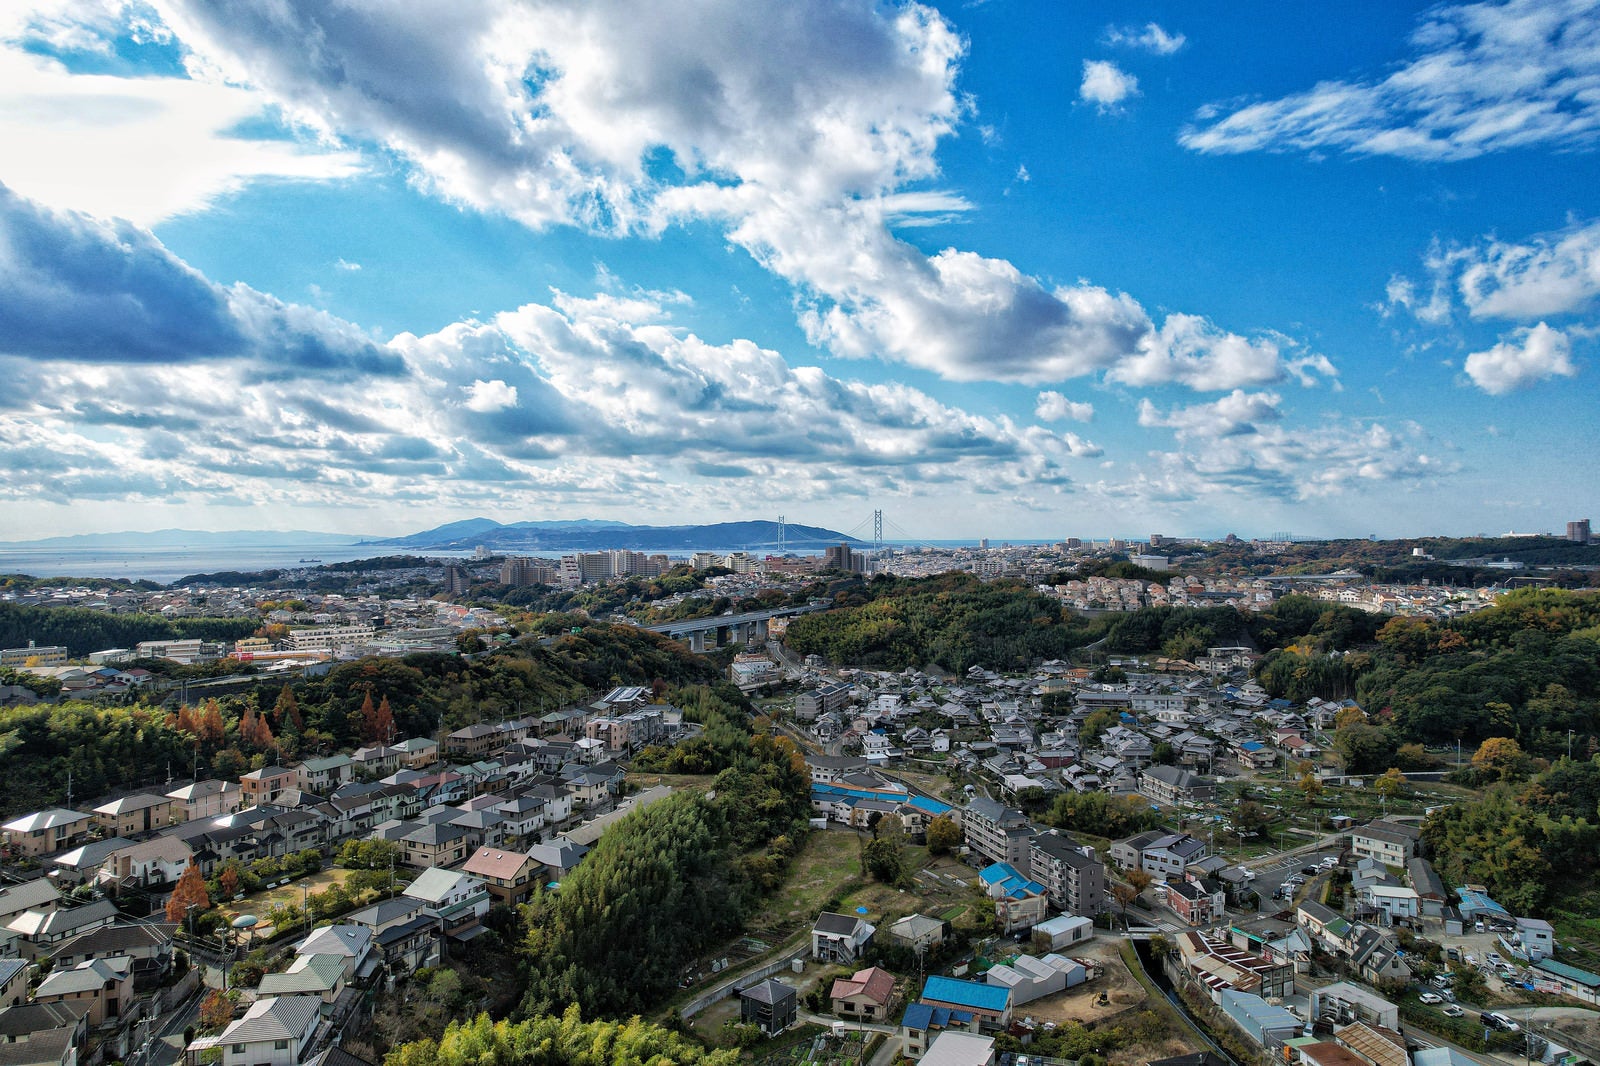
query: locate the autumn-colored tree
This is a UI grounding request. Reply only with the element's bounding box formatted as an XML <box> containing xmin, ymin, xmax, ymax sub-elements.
<box><xmin>1373</xmin><ymin>767</ymin><xmax>1408</xmax><ymax>799</ymax></box>
<box><xmin>166</xmin><ymin>861</ymin><xmax>212</xmax><ymax>921</ymax></box>
<box><xmin>356</xmin><ymin>690</ymin><xmax>375</xmax><ymax>736</ymax></box>
<box><xmin>219</xmin><ymin>865</ymin><xmax>240</xmax><ymax>900</ymax></box>
<box><xmin>198</xmin><ymin>700</ymin><xmax>226</xmax><ymax>746</ymax></box>
<box><xmin>272</xmin><ymin>684</ymin><xmax>303</xmax><ymax>733</ymax></box>
<box><xmin>1125</xmin><ymin>868</ymin><xmax>1154</xmax><ymax>893</ymax></box>
<box><xmin>1298</xmin><ymin>773</ymin><xmax>1323</xmax><ymax>803</ymax></box>
<box><xmin>1333</xmin><ymin>706</ymin><xmax>1368</xmax><ymax>730</ymax></box>
<box><xmin>363</xmin><ymin>694</ymin><xmax>396</xmax><ymax>744</ymax></box>
<box><xmin>198</xmin><ymin>989</ymin><xmax>235</xmax><ymax>1032</ymax></box>
<box><xmin>1472</xmin><ymin>736</ymin><xmax>1530</xmax><ymax>782</ymax></box>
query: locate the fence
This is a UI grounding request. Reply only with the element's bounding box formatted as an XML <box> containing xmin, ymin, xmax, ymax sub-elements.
<box><xmin>680</xmin><ymin>941</ymin><xmax>812</xmax><ymax>1019</ymax></box>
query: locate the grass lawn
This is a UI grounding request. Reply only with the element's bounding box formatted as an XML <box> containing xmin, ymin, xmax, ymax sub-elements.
<box><xmin>748</xmin><ymin>829</ymin><xmax>865</xmax><ymax>939</ymax></box>
<box><xmin>217</xmin><ymin>868</ymin><xmax>355</xmax><ymax>923</ymax></box>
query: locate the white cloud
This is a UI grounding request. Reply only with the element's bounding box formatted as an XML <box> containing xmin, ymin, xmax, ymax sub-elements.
<box><xmin>463</xmin><ymin>379</ymin><xmax>519</xmax><ymax>412</ymax></box>
<box><xmin>1107</xmin><ymin>314</ymin><xmax>1337</xmax><ymax>391</ymax></box>
<box><xmin>1035</xmin><ymin>391</ymin><xmax>1094</xmax><ymax>423</ymax></box>
<box><xmin>1137</xmin><ymin>390</ymin><xmax>1283</xmax><ymax>439</ymax></box>
<box><xmin>1462</xmin><ymin>322</ymin><xmax>1577</xmax><ymax>394</ymax></box>
<box><xmin>334</xmin><ymin>258</ymin><xmax>362</xmax><ymax>272</ymax></box>
<box><xmin>0</xmin><ymin>44</ymin><xmax>360</xmax><ymax>225</ymax></box>
<box><xmin>1182</xmin><ymin>0</ymin><xmax>1600</xmax><ymax>160</ymax></box>
<box><xmin>1080</xmin><ymin>60</ymin><xmax>1139</xmax><ymax>111</ymax></box>
<box><xmin>1389</xmin><ymin>217</ymin><xmax>1600</xmax><ymax>326</ymax></box>
<box><xmin>6</xmin><ymin>0</ymin><xmax>1342</xmax><ymax>398</ymax></box>
<box><xmin>1103</xmin><ymin>22</ymin><xmax>1186</xmax><ymax>56</ymax></box>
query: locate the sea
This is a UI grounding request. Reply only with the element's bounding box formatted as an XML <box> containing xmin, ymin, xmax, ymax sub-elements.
<box><xmin>0</xmin><ymin>545</ymin><xmax>479</xmax><ymax>585</ymax></box>
<box><xmin>0</xmin><ymin>537</ymin><xmax>1065</xmax><ymax>585</ymax></box>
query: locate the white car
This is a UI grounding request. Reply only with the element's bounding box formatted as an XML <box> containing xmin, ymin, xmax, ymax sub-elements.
<box><xmin>1419</xmin><ymin>992</ymin><xmax>1443</xmax><ymax>1005</ymax></box>
<box><xmin>1442</xmin><ymin>1005</ymin><xmax>1464</xmax><ymax>1018</ymax></box>
<box><xmin>1487</xmin><ymin>952</ymin><xmax>1505</xmax><ymax>967</ymax></box>
<box><xmin>1464</xmin><ymin>954</ymin><xmax>1478</xmax><ymax>966</ymax></box>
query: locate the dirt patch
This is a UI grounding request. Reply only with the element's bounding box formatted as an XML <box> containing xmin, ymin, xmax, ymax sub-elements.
<box><xmin>1005</xmin><ymin>939</ymin><xmax>1148</xmax><ymax>1027</ymax></box>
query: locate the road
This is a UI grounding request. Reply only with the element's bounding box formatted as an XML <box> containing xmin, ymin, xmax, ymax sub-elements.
<box><xmin>143</xmin><ymin>986</ymin><xmax>203</xmax><ymax>1066</ymax></box>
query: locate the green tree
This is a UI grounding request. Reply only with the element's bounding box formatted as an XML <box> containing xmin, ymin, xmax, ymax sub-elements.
<box><xmin>925</xmin><ymin>814</ymin><xmax>962</xmax><ymax>855</ymax></box>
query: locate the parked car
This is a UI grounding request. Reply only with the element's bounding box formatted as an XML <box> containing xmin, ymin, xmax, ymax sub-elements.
<box><xmin>1446</xmin><ymin>947</ymin><xmax>1461</xmax><ymax>962</ymax></box>
<box><xmin>1419</xmin><ymin>992</ymin><xmax>1443</xmax><ymax>1005</ymax></box>
<box><xmin>1464</xmin><ymin>954</ymin><xmax>1478</xmax><ymax>966</ymax></box>
<box><xmin>1487</xmin><ymin>952</ymin><xmax>1505</xmax><ymax>967</ymax></box>
<box><xmin>1442</xmin><ymin>1005</ymin><xmax>1464</xmax><ymax>1018</ymax></box>
<box><xmin>1321</xmin><ymin>857</ymin><xmax>1338</xmax><ymax>869</ymax></box>
<box><xmin>1483</xmin><ymin>1012</ymin><xmax>1520</xmax><ymax>1032</ymax></box>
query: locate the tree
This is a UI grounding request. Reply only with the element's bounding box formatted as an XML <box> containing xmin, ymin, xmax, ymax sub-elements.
<box><xmin>1472</xmin><ymin>737</ymin><xmax>1530</xmax><ymax>782</ymax></box>
<box><xmin>198</xmin><ymin>989</ymin><xmax>235</xmax><ymax>1032</ymax></box>
<box><xmin>219</xmin><ymin>865</ymin><xmax>240</xmax><ymax>900</ymax></box>
<box><xmin>1298</xmin><ymin>773</ymin><xmax>1323</xmax><ymax>804</ymax></box>
<box><xmin>272</xmin><ymin>684</ymin><xmax>303</xmax><ymax>733</ymax></box>
<box><xmin>1234</xmin><ymin>800</ymin><xmax>1271</xmax><ymax>836</ymax></box>
<box><xmin>925</xmin><ymin>814</ymin><xmax>962</xmax><ymax>855</ymax></box>
<box><xmin>1124</xmin><ymin>868</ymin><xmax>1153</xmax><ymax>893</ymax></box>
<box><xmin>1373</xmin><ymin>768</ymin><xmax>1407</xmax><ymax>800</ymax></box>
<box><xmin>864</xmin><ymin>836</ymin><xmax>906</xmax><ymax>884</ymax></box>
<box><xmin>166</xmin><ymin>861</ymin><xmax>211</xmax><ymax>922</ymax></box>
<box><xmin>1333</xmin><ymin>706</ymin><xmax>1368</xmax><ymax>730</ymax></box>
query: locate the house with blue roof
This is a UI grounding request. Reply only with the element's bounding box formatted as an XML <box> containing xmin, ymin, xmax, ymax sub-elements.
<box><xmin>919</xmin><ymin>976</ymin><xmax>1012</xmax><ymax>1028</ymax></box>
<box><xmin>900</xmin><ymin>1003</ymin><xmax>977</xmax><ymax>1060</ymax></box>
<box><xmin>977</xmin><ymin>863</ymin><xmax>1048</xmax><ymax>933</ymax></box>
<box><xmin>1231</xmin><ymin>739</ymin><xmax>1277</xmax><ymax>770</ymax></box>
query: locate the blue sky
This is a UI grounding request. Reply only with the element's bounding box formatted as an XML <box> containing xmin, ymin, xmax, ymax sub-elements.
<box><xmin>1</xmin><ymin>0</ymin><xmax>1597</xmax><ymax>542</ymax></box>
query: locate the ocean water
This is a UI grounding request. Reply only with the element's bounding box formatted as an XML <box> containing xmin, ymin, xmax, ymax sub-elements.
<box><xmin>0</xmin><ymin>545</ymin><xmax>477</xmax><ymax>584</ymax></box>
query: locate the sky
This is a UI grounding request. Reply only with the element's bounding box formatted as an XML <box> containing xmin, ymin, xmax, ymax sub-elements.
<box><xmin>1</xmin><ymin>0</ymin><xmax>1598</xmax><ymax>543</ymax></box>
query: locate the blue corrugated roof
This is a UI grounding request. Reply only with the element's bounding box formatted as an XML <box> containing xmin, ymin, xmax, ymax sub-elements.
<box><xmin>908</xmin><ymin>795</ymin><xmax>953</xmax><ymax>815</ymax></box>
<box><xmin>922</xmin><ymin>976</ymin><xmax>1011</xmax><ymax>1012</ymax></box>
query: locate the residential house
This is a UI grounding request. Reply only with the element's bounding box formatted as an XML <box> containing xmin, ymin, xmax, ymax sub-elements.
<box><xmin>91</xmin><ymin>794</ymin><xmax>174</xmax><ymax>837</ymax></box>
<box><xmin>1350</xmin><ymin>823</ymin><xmax>1420</xmax><ymax>867</ymax></box>
<box><xmin>2</xmin><ymin>810</ymin><xmax>92</xmax><ymax>858</ymax></box>
<box><xmin>1138</xmin><ymin>766</ymin><xmax>1217</xmax><ymax>808</ymax></box>
<box><xmin>889</xmin><ymin>915</ymin><xmax>946</xmax><ymax>955</ymax></box>
<box><xmin>1217</xmin><ymin>990</ymin><xmax>1302</xmax><ymax>1049</ymax></box>
<box><xmin>165</xmin><ymin>780</ymin><xmax>241</xmax><ymax>823</ymax></box>
<box><xmin>393</xmin><ymin>738</ymin><xmax>438</xmax><ymax>770</ymax></box>
<box><xmin>918</xmin><ymin>976</ymin><xmax>1011</xmax><ymax>1029</ymax></box>
<box><xmin>399</xmin><ymin>823</ymin><xmax>473</xmax><ymax>870</ymax></box>
<box><xmin>404</xmin><ymin>868</ymin><xmax>491</xmax><ymax>942</ymax></box>
<box><xmin>899</xmin><ymin>1003</ymin><xmax>977</xmax><ymax>1060</ymax></box>
<box><xmin>32</xmin><ymin>956</ymin><xmax>133</xmax><ymax>1026</ymax></box>
<box><xmin>919</xmin><ymin>1032</ymin><xmax>995</xmax><ymax>1066</ymax></box>
<box><xmin>460</xmin><ymin>848</ymin><xmax>540</xmax><ymax>906</ymax></box>
<box><xmin>102</xmin><ymin>837</ymin><xmax>192</xmax><ymax>893</ymax></box>
<box><xmin>258</xmin><ymin>955</ymin><xmax>346</xmax><ymax>1005</ymax></box>
<box><xmin>1334</xmin><ymin>1021</ymin><xmax>1409</xmax><ymax>1066</ymax></box>
<box><xmin>295</xmin><ymin>757</ymin><xmax>354</xmax><ymax>795</ymax></box>
<box><xmin>188</xmin><ymin>994</ymin><xmax>321</xmax><ymax>1066</ymax></box>
<box><xmin>977</xmin><ymin>864</ymin><xmax>1049</xmax><ymax>934</ymax></box>
<box><xmin>738</xmin><ymin>979</ymin><xmax>797</xmax><ymax>1036</ymax></box>
<box><xmin>830</xmin><ymin>967</ymin><xmax>898</xmax><ymax>1023</ymax></box>
<box><xmin>7</xmin><ymin>900</ymin><xmax>118</xmax><ymax>958</ymax></box>
<box><xmin>0</xmin><ymin>1001</ymin><xmax>90</xmax><ymax>1066</ymax></box>
<box><xmin>1114</xmin><ymin>832</ymin><xmax>1209</xmax><ymax>880</ymax></box>
<box><xmin>1308</xmin><ymin>982</ymin><xmax>1400</xmax><ymax>1031</ymax></box>
<box><xmin>1168</xmin><ymin>877</ymin><xmax>1227</xmax><ymax>927</ymax></box>
<box><xmin>812</xmin><ymin>912</ymin><xmax>875</xmax><ymax>963</ymax></box>
<box><xmin>239</xmin><ymin>766</ymin><xmax>296</xmax><ymax>807</ymax></box>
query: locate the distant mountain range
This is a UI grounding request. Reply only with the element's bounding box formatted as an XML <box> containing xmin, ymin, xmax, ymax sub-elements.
<box><xmin>0</xmin><ymin>518</ymin><xmax>864</xmax><ymax>554</ymax></box>
<box><xmin>0</xmin><ymin>528</ymin><xmax>368</xmax><ymax>549</ymax></box>
<box><xmin>365</xmin><ymin>518</ymin><xmax>863</xmax><ymax>552</ymax></box>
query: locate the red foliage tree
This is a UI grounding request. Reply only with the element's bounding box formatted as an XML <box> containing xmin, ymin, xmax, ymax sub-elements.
<box><xmin>165</xmin><ymin>861</ymin><xmax>211</xmax><ymax>922</ymax></box>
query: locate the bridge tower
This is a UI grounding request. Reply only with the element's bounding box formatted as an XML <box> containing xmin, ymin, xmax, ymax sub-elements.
<box><xmin>777</xmin><ymin>514</ymin><xmax>786</xmax><ymax>554</ymax></box>
<box><xmin>873</xmin><ymin>509</ymin><xmax>883</xmax><ymax>553</ymax></box>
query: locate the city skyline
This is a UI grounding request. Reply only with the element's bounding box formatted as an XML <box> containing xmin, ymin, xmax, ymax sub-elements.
<box><xmin>2</xmin><ymin>0</ymin><xmax>1599</xmax><ymax>541</ymax></box>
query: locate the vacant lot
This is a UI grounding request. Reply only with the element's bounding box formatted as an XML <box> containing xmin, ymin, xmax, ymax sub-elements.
<box><xmin>217</xmin><ymin>868</ymin><xmax>356</xmax><ymax>933</ymax></box>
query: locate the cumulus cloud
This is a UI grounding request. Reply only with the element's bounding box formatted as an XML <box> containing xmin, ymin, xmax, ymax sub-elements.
<box><xmin>1463</xmin><ymin>322</ymin><xmax>1577</xmax><ymax>394</ymax></box>
<box><xmin>0</xmin><ymin>183</ymin><xmax>402</xmax><ymax>378</ymax></box>
<box><xmin>1035</xmin><ymin>391</ymin><xmax>1094</xmax><ymax>423</ymax></box>
<box><xmin>1080</xmin><ymin>60</ymin><xmax>1139</xmax><ymax>111</ymax></box>
<box><xmin>0</xmin><ymin>0</ymin><xmax>1334</xmax><ymax>394</ymax></box>
<box><xmin>463</xmin><ymin>379</ymin><xmax>519</xmax><ymax>412</ymax></box>
<box><xmin>0</xmin><ymin>26</ymin><xmax>360</xmax><ymax>224</ymax></box>
<box><xmin>1181</xmin><ymin>0</ymin><xmax>1600</xmax><ymax>161</ymax></box>
<box><xmin>1103</xmin><ymin>22</ymin><xmax>1186</xmax><ymax>55</ymax></box>
<box><xmin>1137</xmin><ymin>390</ymin><xmax>1284</xmax><ymax>439</ymax></box>
<box><xmin>1106</xmin><ymin>314</ymin><xmax>1337</xmax><ymax>391</ymax></box>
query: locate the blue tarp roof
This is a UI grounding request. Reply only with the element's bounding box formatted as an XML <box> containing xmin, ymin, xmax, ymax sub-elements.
<box><xmin>922</xmin><ymin>976</ymin><xmax>1011</xmax><ymax>1013</ymax></box>
<box><xmin>978</xmin><ymin>862</ymin><xmax>1046</xmax><ymax>899</ymax></box>
<box><xmin>1455</xmin><ymin>886</ymin><xmax>1511</xmax><ymax>918</ymax></box>
<box><xmin>901</xmin><ymin>1003</ymin><xmax>974</xmax><ymax>1031</ymax></box>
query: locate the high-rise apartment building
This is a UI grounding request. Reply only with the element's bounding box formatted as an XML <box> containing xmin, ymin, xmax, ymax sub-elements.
<box><xmin>1568</xmin><ymin>519</ymin><xmax>1592</xmax><ymax>544</ymax></box>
